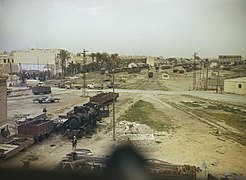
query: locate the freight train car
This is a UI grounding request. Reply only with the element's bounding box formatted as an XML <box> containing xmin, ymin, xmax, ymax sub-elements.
<box><xmin>17</xmin><ymin>114</ymin><xmax>53</xmax><ymax>141</ymax></box>
<box><xmin>90</xmin><ymin>92</ymin><xmax>119</xmax><ymax>105</ymax></box>
<box><xmin>0</xmin><ymin>135</ymin><xmax>34</xmax><ymax>161</ymax></box>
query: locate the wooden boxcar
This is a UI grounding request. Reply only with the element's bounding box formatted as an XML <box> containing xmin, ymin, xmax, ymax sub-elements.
<box><xmin>90</xmin><ymin>92</ymin><xmax>119</xmax><ymax>106</ymax></box>
<box><xmin>18</xmin><ymin>120</ymin><xmax>53</xmax><ymax>140</ymax></box>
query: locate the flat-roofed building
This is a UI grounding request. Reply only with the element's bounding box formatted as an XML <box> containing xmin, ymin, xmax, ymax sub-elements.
<box><xmin>224</xmin><ymin>77</ymin><xmax>246</xmax><ymax>95</ymax></box>
<box><xmin>13</xmin><ymin>48</ymin><xmax>60</xmax><ymax>71</ymax></box>
<box><xmin>218</xmin><ymin>55</ymin><xmax>242</xmax><ymax>64</ymax></box>
<box><xmin>0</xmin><ymin>52</ymin><xmax>18</xmax><ymax>74</ymax></box>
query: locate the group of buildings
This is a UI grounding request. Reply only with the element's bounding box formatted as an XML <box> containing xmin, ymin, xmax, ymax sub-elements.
<box><xmin>0</xmin><ymin>49</ymin><xmax>245</xmax><ymax>94</ymax></box>
<box><xmin>0</xmin><ymin>48</ymin><xmax>94</xmax><ymax>78</ymax></box>
<box><xmin>0</xmin><ymin>48</ymin><xmax>244</xmax><ymax>75</ymax></box>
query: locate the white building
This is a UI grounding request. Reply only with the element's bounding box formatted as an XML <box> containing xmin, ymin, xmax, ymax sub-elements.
<box><xmin>0</xmin><ymin>52</ymin><xmax>18</xmax><ymax>74</ymax></box>
<box><xmin>13</xmin><ymin>48</ymin><xmax>60</xmax><ymax>71</ymax></box>
<box><xmin>146</xmin><ymin>57</ymin><xmax>155</xmax><ymax>67</ymax></box>
<box><xmin>146</xmin><ymin>56</ymin><xmax>164</xmax><ymax>67</ymax></box>
<box><xmin>224</xmin><ymin>77</ymin><xmax>246</xmax><ymax>95</ymax></box>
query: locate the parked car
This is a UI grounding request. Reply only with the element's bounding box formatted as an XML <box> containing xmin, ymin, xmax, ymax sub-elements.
<box><xmin>33</xmin><ymin>96</ymin><xmax>60</xmax><ymax>103</ymax></box>
<box><xmin>87</xmin><ymin>83</ymin><xmax>95</xmax><ymax>89</ymax></box>
<box><xmin>87</xmin><ymin>83</ymin><xmax>103</xmax><ymax>89</ymax></box>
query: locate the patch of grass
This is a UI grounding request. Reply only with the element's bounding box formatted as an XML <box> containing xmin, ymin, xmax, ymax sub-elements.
<box><xmin>119</xmin><ymin>84</ymin><xmax>170</xmax><ymax>91</ymax></box>
<box><xmin>205</xmin><ymin>104</ymin><xmax>246</xmax><ymax>115</ymax></box>
<box><xmin>119</xmin><ymin>100</ymin><xmax>174</xmax><ymax>132</ymax></box>
<box><xmin>224</xmin><ymin>131</ymin><xmax>246</xmax><ymax>146</ymax></box>
<box><xmin>210</xmin><ymin>112</ymin><xmax>246</xmax><ymax>134</ymax></box>
<box><xmin>180</xmin><ymin>101</ymin><xmax>201</xmax><ymax>107</ymax></box>
<box><xmin>200</xmin><ymin>110</ymin><xmax>246</xmax><ymax>146</ymax></box>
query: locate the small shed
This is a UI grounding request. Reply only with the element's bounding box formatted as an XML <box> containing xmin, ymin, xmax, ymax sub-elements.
<box><xmin>224</xmin><ymin>77</ymin><xmax>246</xmax><ymax>95</ymax></box>
<box><xmin>161</xmin><ymin>73</ymin><xmax>170</xmax><ymax>80</ymax></box>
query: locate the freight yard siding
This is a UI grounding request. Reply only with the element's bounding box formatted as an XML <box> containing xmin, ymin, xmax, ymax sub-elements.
<box><xmin>0</xmin><ymin>78</ymin><xmax>7</xmax><ymax>125</ymax></box>
<box><xmin>224</xmin><ymin>77</ymin><xmax>246</xmax><ymax>95</ymax></box>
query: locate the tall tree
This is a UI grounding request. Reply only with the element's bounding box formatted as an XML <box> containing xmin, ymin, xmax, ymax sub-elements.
<box><xmin>90</xmin><ymin>53</ymin><xmax>96</xmax><ymax>62</ymax></box>
<box><xmin>57</xmin><ymin>50</ymin><xmax>70</xmax><ymax>78</ymax></box>
<box><xmin>108</xmin><ymin>53</ymin><xmax>119</xmax><ymax>71</ymax></box>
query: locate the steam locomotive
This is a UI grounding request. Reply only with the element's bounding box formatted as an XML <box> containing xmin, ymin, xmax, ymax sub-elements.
<box><xmin>62</xmin><ymin>102</ymin><xmax>101</xmax><ymax>137</ymax></box>
<box><xmin>60</xmin><ymin>92</ymin><xmax>119</xmax><ymax>138</ymax></box>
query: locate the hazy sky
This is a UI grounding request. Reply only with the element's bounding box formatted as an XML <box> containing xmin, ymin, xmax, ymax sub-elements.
<box><xmin>0</xmin><ymin>0</ymin><xmax>246</xmax><ymax>58</ymax></box>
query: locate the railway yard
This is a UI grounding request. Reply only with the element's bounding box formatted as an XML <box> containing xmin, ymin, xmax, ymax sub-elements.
<box><xmin>0</xmin><ymin>69</ymin><xmax>246</xmax><ymax>179</ymax></box>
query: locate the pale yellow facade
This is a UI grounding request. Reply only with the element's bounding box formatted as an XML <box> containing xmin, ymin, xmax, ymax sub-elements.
<box><xmin>13</xmin><ymin>48</ymin><xmax>60</xmax><ymax>65</ymax></box>
<box><xmin>0</xmin><ymin>53</ymin><xmax>18</xmax><ymax>74</ymax></box>
<box><xmin>224</xmin><ymin>77</ymin><xmax>246</xmax><ymax>95</ymax></box>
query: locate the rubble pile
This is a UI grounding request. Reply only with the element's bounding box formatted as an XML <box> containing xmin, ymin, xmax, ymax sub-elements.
<box><xmin>114</xmin><ymin>121</ymin><xmax>155</xmax><ymax>152</ymax></box>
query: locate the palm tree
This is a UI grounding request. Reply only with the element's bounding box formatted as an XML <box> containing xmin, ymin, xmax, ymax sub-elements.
<box><xmin>108</xmin><ymin>53</ymin><xmax>119</xmax><ymax>71</ymax></box>
<box><xmin>57</xmin><ymin>50</ymin><xmax>70</xmax><ymax>78</ymax></box>
<box><xmin>101</xmin><ymin>52</ymin><xmax>110</xmax><ymax>69</ymax></box>
<box><xmin>95</xmin><ymin>52</ymin><xmax>103</xmax><ymax>70</ymax></box>
<box><xmin>90</xmin><ymin>53</ymin><xmax>96</xmax><ymax>62</ymax></box>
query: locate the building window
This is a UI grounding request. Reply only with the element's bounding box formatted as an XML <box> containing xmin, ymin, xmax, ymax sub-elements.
<box><xmin>7</xmin><ymin>59</ymin><xmax>10</xmax><ymax>63</ymax></box>
<box><xmin>238</xmin><ymin>84</ymin><xmax>242</xmax><ymax>88</ymax></box>
<box><xmin>4</xmin><ymin>59</ymin><xmax>6</xmax><ymax>63</ymax></box>
<box><xmin>12</xmin><ymin>59</ymin><xmax>14</xmax><ymax>63</ymax></box>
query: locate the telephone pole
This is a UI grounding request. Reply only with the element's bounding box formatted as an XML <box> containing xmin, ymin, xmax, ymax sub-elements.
<box><xmin>204</xmin><ymin>59</ymin><xmax>209</xmax><ymax>91</ymax></box>
<box><xmin>112</xmin><ymin>55</ymin><xmax>116</xmax><ymax>141</ymax></box>
<box><xmin>112</xmin><ymin>68</ymin><xmax>116</xmax><ymax>141</ymax></box>
<box><xmin>82</xmin><ymin>49</ymin><xmax>88</xmax><ymax>97</ymax></box>
<box><xmin>193</xmin><ymin>52</ymin><xmax>198</xmax><ymax>90</ymax></box>
<box><xmin>37</xmin><ymin>56</ymin><xmax>40</xmax><ymax>72</ymax></box>
<box><xmin>216</xmin><ymin>63</ymin><xmax>220</xmax><ymax>93</ymax></box>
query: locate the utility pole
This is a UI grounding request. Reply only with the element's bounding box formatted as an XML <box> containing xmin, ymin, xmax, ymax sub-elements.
<box><xmin>205</xmin><ymin>59</ymin><xmax>209</xmax><ymax>91</ymax></box>
<box><xmin>9</xmin><ymin>62</ymin><xmax>13</xmax><ymax>86</ymax></box>
<box><xmin>112</xmin><ymin>56</ymin><xmax>116</xmax><ymax>141</ymax></box>
<box><xmin>37</xmin><ymin>56</ymin><xmax>40</xmax><ymax>72</ymax></box>
<box><xmin>199</xmin><ymin>60</ymin><xmax>202</xmax><ymax>90</ymax></box>
<box><xmin>193</xmin><ymin>52</ymin><xmax>198</xmax><ymax>90</ymax></box>
<box><xmin>82</xmin><ymin>49</ymin><xmax>88</xmax><ymax>97</ymax></box>
<box><xmin>216</xmin><ymin>63</ymin><xmax>220</xmax><ymax>93</ymax></box>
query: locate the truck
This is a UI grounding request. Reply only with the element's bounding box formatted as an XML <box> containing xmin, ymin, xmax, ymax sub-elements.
<box><xmin>26</xmin><ymin>79</ymin><xmax>41</xmax><ymax>87</ymax></box>
<box><xmin>32</xmin><ymin>86</ymin><xmax>51</xmax><ymax>95</ymax></box>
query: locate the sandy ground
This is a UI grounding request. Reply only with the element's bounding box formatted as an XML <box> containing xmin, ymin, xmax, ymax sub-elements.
<box><xmin>1</xmin><ymin>72</ymin><xmax>246</xmax><ymax>177</ymax></box>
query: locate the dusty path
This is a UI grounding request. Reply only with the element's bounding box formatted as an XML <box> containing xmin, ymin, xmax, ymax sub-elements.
<box><xmin>137</xmin><ymin>93</ymin><xmax>246</xmax><ymax>176</ymax></box>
